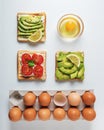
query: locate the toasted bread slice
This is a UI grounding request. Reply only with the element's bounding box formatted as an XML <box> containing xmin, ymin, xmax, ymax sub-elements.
<box><xmin>55</xmin><ymin>51</ymin><xmax>84</xmax><ymax>81</ymax></box>
<box><xmin>17</xmin><ymin>50</ymin><xmax>46</xmax><ymax>80</ymax></box>
<box><xmin>17</xmin><ymin>12</ymin><xmax>46</xmax><ymax>43</ymax></box>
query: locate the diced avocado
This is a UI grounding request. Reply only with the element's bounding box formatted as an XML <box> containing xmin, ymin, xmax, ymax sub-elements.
<box><xmin>70</xmin><ymin>71</ymin><xmax>78</xmax><ymax>79</ymax></box>
<box><xmin>77</xmin><ymin>67</ymin><xmax>85</xmax><ymax>78</ymax></box>
<box><xmin>56</xmin><ymin>69</ymin><xmax>69</xmax><ymax>80</ymax></box>
<box><xmin>59</xmin><ymin>66</ymin><xmax>77</xmax><ymax>75</ymax></box>
<box><xmin>57</xmin><ymin>61</ymin><xmax>73</xmax><ymax>68</ymax></box>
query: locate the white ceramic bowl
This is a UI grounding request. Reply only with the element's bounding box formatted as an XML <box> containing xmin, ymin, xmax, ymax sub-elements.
<box><xmin>57</xmin><ymin>14</ymin><xmax>84</xmax><ymax>42</ymax></box>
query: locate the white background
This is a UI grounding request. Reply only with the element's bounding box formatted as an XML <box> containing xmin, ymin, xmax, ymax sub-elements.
<box><xmin>0</xmin><ymin>0</ymin><xmax>104</xmax><ymax>130</ymax></box>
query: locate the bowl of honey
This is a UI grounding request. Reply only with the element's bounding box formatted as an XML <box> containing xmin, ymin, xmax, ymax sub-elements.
<box><xmin>57</xmin><ymin>14</ymin><xmax>84</xmax><ymax>42</ymax></box>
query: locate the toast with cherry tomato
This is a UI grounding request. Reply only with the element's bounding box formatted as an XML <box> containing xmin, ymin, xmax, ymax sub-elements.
<box><xmin>17</xmin><ymin>50</ymin><xmax>46</xmax><ymax>80</ymax></box>
<box><xmin>17</xmin><ymin>12</ymin><xmax>46</xmax><ymax>44</ymax></box>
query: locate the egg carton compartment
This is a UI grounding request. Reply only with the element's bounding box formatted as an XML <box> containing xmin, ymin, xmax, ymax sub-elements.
<box><xmin>9</xmin><ymin>89</ymin><xmax>95</xmax><ymax>121</ymax></box>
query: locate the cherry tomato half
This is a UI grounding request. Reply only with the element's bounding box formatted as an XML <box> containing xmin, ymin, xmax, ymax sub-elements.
<box><xmin>22</xmin><ymin>53</ymin><xmax>32</xmax><ymax>64</ymax></box>
<box><xmin>22</xmin><ymin>64</ymin><xmax>33</xmax><ymax>76</ymax></box>
<box><xmin>32</xmin><ymin>54</ymin><xmax>43</xmax><ymax>65</ymax></box>
<box><xmin>33</xmin><ymin>65</ymin><xmax>43</xmax><ymax>78</ymax></box>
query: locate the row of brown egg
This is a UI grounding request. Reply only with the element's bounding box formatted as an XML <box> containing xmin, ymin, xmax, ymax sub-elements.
<box><xmin>9</xmin><ymin>90</ymin><xmax>96</xmax><ymax>108</ymax></box>
<box><xmin>9</xmin><ymin>90</ymin><xmax>96</xmax><ymax>122</ymax></box>
<box><xmin>9</xmin><ymin>106</ymin><xmax>96</xmax><ymax>122</ymax></box>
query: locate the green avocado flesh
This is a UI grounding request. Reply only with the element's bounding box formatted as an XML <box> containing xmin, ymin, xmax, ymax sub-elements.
<box><xmin>56</xmin><ymin>52</ymin><xmax>85</xmax><ymax>80</ymax></box>
<box><xmin>18</xmin><ymin>15</ymin><xmax>45</xmax><ymax>38</ymax></box>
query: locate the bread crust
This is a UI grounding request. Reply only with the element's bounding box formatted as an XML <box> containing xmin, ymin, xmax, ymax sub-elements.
<box><xmin>17</xmin><ymin>12</ymin><xmax>46</xmax><ymax>43</ymax></box>
<box><xmin>55</xmin><ymin>51</ymin><xmax>84</xmax><ymax>81</ymax></box>
<box><xmin>17</xmin><ymin>50</ymin><xmax>46</xmax><ymax>80</ymax></box>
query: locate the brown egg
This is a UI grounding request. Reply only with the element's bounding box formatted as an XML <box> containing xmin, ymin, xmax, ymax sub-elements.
<box><xmin>23</xmin><ymin>108</ymin><xmax>36</xmax><ymax>121</ymax></box>
<box><xmin>38</xmin><ymin>108</ymin><xmax>51</xmax><ymax>121</ymax></box>
<box><xmin>38</xmin><ymin>92</ymin><xmax>51</xmax><ymax>106</ymax></box>
<box><xmin>9</xmin><ymin>106</ymin><xmax>22</xmax><ymax>122</ymax></box>
<box><xmin>53</xmin><ymin>108</ymin><xmax>66</xmax><ymax>121</ymax></box>
<box><xmin>67</xmin><ymin>108</ymin><xmax>80</xmax><ymax>121</ymax></box>
<box><xmin>82</xmin><ymin>91</ymin><xmax>96</xmax><ymax>106</ymax></box>
<box><xmin>82</xmin><ymin>107</ymin><xmax>96</xmax><ymax>121</ymax></box>
<box><xmin>23</xmin><ymin>92</ymin><xmax>36</xmax><ymax>106</ymax></box>
<box><xmin>68</xmin><ymin>92</ymin><xmax>81</xmax><ymax>106</ymax></box>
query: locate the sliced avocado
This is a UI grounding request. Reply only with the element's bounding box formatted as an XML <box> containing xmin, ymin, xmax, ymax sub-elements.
<box><xmin>77</xmin><ymin>67</ymin><xmax>85</xmax><ymax>78</ymax></box>
<box><xmin>20</xmin><ymin>17</ymin><xmax>40</xmax><ymax>26</ymax></box>
<box><xmin>18</xmin><ymin>32</ymin><xmax>33</xmax><ymax>36</ymax></box>
<box><xmin>56</xmin><ymin>68</ymin><xmax>69</xmax><ymax>80</ymax></box>
<box><xmin>70</xmin><ymin>71</ymin><xmax>78</xmax><ymax>79</ymax></box>
<box><xmin>18</xmin><ymin>26</ymin><xmax>36</xmax><ymax>33</ymax></box>
<box><xmin>18</xmin><ymin>35</ymin><xmax>29</xmax><ymax>38</ymax></box>
<box><xmin>78</xmin><ymin>63</ymin><xmax>84</xmax><ymax>70</ymax></box>
<box><xmin>59</xmin><ymin>66</ymin><xmax>77</xmax><ymax>75</ymax></box>
<box><xmin>57</xmin><ymin>61</ymin><xmax>73</xmax><ymax>68</ymax></box>
<box><xmin>18</xmin><ymin>21</ymin><xmax>43</xmax><ymax>30</ymax></box>
<box><xmin>80</xmin><ymin>75</ymin><xmax>84</xmax><ymax>80</ymax></box>
<box><xmin>56</xmin><ymin>52</ymin><xmax>66</xmax><ymax>62</ymax></box>
<box><xmin>18</xmin><ymin>25</ymin><xmax>44</xmax><ymax>33</ymax></box>
<box><xmin>21</xmin><ymin>16</ymin><xmax>41</xmax><ymax>24</ymax></box>
<box><xmin>21</xmin><ymin>19</ymin><xmax>42</xmax><ymax>27</ymax></box>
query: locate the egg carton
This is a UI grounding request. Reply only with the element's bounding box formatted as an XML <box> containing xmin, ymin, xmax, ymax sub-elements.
<box><xmin>9</xmin><ymin>89</ymin><xmax>95</xmax><ymax>120</ymax></box>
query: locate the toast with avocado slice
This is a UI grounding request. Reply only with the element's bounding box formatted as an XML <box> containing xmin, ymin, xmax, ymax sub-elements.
<box><xmin>55</xmin><ymin>51</ymin><xmax>85</xmax><ymax>81</ymax></box>
<box><xmin>17</xmin><ymin>12</ymin><xmax>46</xmax><ymax>44</ymax></box>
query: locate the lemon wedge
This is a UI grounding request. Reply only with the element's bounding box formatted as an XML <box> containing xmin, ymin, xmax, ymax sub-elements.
<box><xmin>67</xmin><ymin>54</ymin><xmax>80</xmax><ymax>67</ymax></box>
<box><xmin>28</xmin><ymin>30</ymin><xmax>42</xmax><ymax>43</ymax></box>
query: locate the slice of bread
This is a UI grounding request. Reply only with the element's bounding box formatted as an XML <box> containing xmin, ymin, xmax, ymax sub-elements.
<box><xmin>55</xmin><ymin>51</ymin><xmax>84</xmax><ymax>81</ymax></box>
<box><xmin>17</xmin><ymin>12</ymin><xmax>46</xmax><ymax>43</ymax></box>
<box><xmin>17</xmin><ymin>50</ymin><xmax>46</xmax><ymax>80</ymax></box>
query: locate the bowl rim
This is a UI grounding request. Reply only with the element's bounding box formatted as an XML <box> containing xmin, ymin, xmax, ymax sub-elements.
<box><xmin>57</xmin><ymin>14</ymin><xmax>84</xmax><ymax>40</ymax></box>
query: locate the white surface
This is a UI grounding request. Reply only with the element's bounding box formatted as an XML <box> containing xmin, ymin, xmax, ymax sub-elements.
<box><xmin>0</xmin><ymin>0</ymin><xmax>104</xmax><ymax>130</ymax></box>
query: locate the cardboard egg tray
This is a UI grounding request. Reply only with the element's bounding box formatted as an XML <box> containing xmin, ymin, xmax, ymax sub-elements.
<box><xmin>9</xmin><ymin>89</ymin><xmax>95</xmax><ymax>120</ymax></box>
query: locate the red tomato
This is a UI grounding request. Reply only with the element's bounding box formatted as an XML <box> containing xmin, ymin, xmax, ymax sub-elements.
<box><xmin>22</xmin><ymin>64</ymin><xmax>33</xmax><ymax>76</ymax></box>
<box><xmin>33</xmin><ymin>65</ymin><xmax>43</xmax><ymax>78</ymax></box>
<box><xmin>32</xmin><ymin>54</ymin><xmax>43</xmax><ymax>65</ymax></box>
<box><xmin>22</xmin><ymin>53</ymin><xmax>32</xmax><ymax>64</ymax></box>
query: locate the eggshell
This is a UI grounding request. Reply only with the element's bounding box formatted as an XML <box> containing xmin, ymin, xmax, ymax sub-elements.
<box><xmin>9</xmin><ymin>106</ymin><xmax>22</xmax><ymax>122</ymax></box>
<box><xmin>82</xmin><ymin>107</ymin><xmax>96</xmax><ymax>121</ymax></box>
<box><xmin>82</xmin><ymin>91</ymin><xmax>96</xmax><ymax>106</ymax></box>
<box><xmin>68</xmin><ymin>92</ymin><xmax>81</xmax><ymax>106</ymax></box>
<box><xmin>38</xmin><ymin>108</ymin><xmax>51</xmax><ymax>121</ymax></box>
<box><xmin>23</xmin><ymin>92</ymin><xmax>36</xmax><ymax>106</ymax></box>
<box><xmin>67</xmin><ymin>107</ymin><xmax>80</xmax><ymax>121</ymax></box>
<box><xmin>38</xmin><ymin>92</ymin><xmax>51</xmax><ymax>106</ymax></box>
<box><xmin>23</xmin><ymin>108</ymin><xmax>36</xmax><ymax>121</ymax></box>
<box><xmin>54</xmin><ymin>92</ymin><xmax>67</xmax><ymax>107</ymax></box>
<box><xmin>53</xmin><ymin>108</ymin><xmax>66</xmax><ymax>121</ymax></box>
